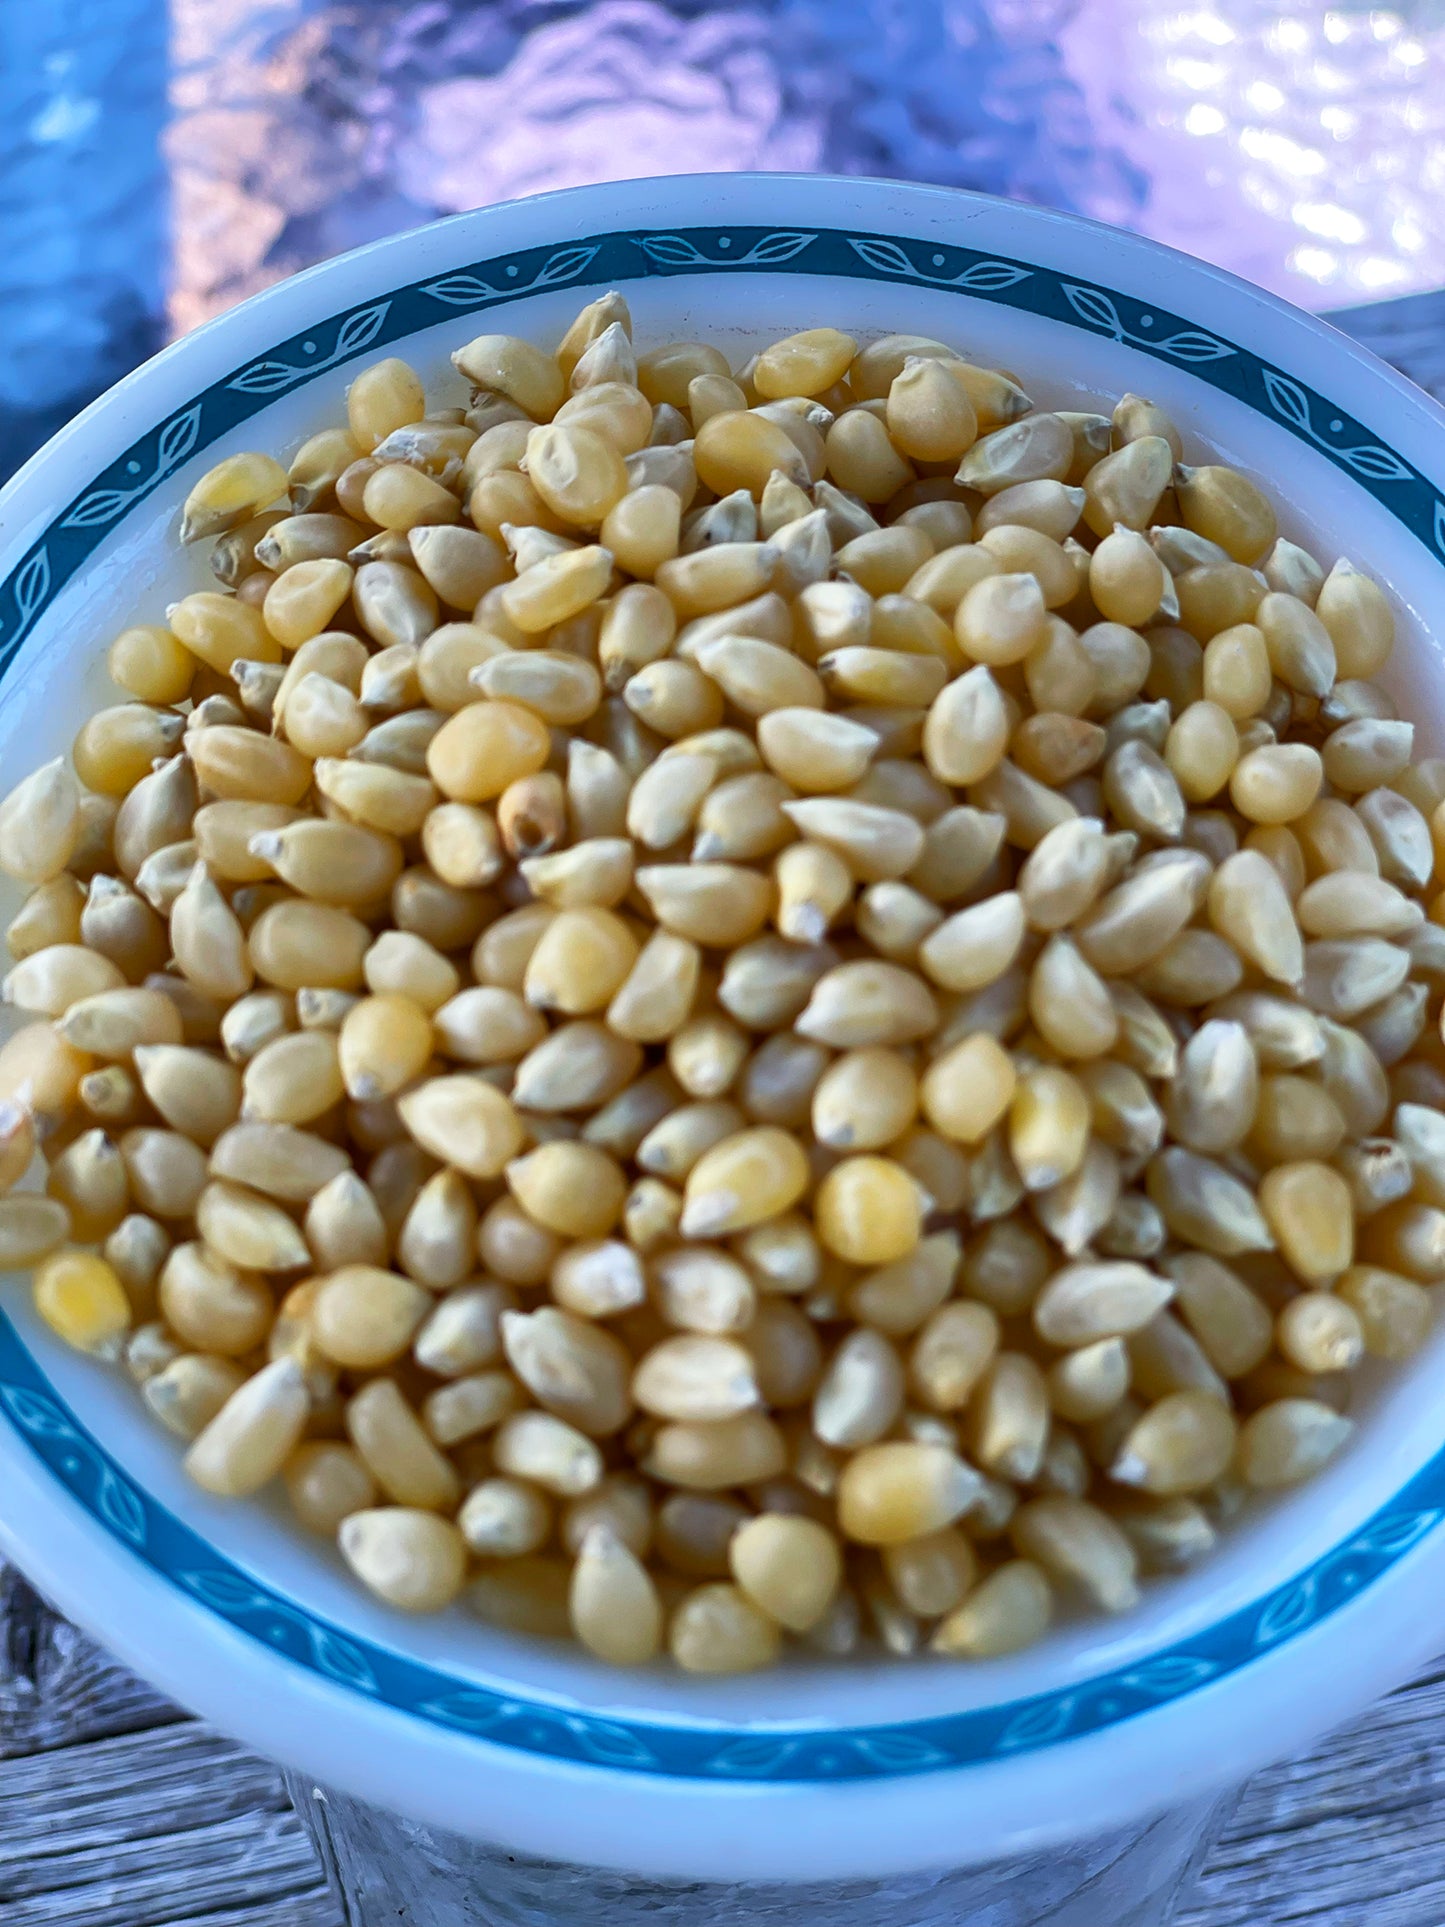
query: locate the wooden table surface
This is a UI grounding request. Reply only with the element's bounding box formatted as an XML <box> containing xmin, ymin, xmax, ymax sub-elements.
<box><xmin>2</xmin><ymin>291</ymin><xmax>1444</xmax><ymax>1927</ymax></box>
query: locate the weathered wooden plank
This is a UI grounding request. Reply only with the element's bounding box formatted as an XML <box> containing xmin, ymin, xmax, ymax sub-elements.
<box><xmin>1178</xmin><ymin>1669</ymin><xmax>1445</xmax><ymax>1926</ymax></box>
<box><xmin>0</xmin><ymin>1570</ymin><xmax>340</xmax><ymax>1925</ymax></box>
<box><xmin>0</xmin><ymin>1725</ymin><xmax>291</xmax><ymax>1865</ymax></box>
<box><xmin>1218</xmin><ymin>1675</ymin><xmax>1445</xmax><ymax>1834</ymax></box>
<box><xmin>1</xmin><ymin>1554</ymin><xmax>1445</xmax><ymax>1923</ymax></box>
<box><xmin>286</xmin><ymin>1771</ymin><xmax>1227</xmax><ymax>1927</ymax></box>
<box><xmin>84</xmin><ymin>1906</ymin><xmax>339</xmax><ymax>1927</ymax></box>
<box><xmin>1332</xmin><ymin>289</ymin><xmax>1445</xmax><ymax>403</ymax></box>
<box><xmin>0</xmin><ymin>1812</ymin><xmax>337</xmax><ymax>1927</ymax></box>
<box><xmin>1181</xmin><ymin>1815</ymin><xmax>1445</xmax><ymax>1927</ymax></box>
<box><xmin>0</xmin><ymin>1566</ymin><xmax>178</xmax><ymax>1760</ymax></box>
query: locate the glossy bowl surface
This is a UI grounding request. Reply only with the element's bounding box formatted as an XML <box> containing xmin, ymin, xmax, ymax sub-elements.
<box><xmin>3</xmin><ymin>173</ymin><xmax>1445</xmax><ymax>1881</ymax></box>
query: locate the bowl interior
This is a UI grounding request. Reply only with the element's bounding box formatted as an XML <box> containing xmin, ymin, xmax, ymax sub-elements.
<box><xmin>4</xmin><ymin>182</ymin><xmax>1445</xmax><ymax>1760</ymax></box>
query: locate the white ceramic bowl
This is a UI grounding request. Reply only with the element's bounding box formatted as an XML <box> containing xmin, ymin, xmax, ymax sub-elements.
<box><xmin>3</xmin><ymin>173</ymin><xmax>1445</xmax><ymax>1888</ymax></box>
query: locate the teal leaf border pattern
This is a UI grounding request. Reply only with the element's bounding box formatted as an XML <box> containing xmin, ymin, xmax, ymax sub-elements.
<box><xmin>1253</xmin><ymin>1507</ymin><xmax>1442</xmax><ymax>1649</ymax></box>
<box><xmin>1060</xmin><ymin>282</ymin><xmax>1234</xmax><ymax>363</ymax></box>
<box><xmin>0</xmin><ymin>547</ymin><xmax>52</xmax><ymax>667</ymax></box>
<box><xmin>228</xmin><ymin>301</ymin><xmax>392</xmax><ymax>396</ymax></box>
<box><xmin>847</xmin><ymin>234</ymin><xmax>1030</xmax><ymax>292</ymax></box>
<box><xmin>6</xmin><ymin>221</ymin><xmax>1445</xmax><ymax>691</ymax></box>
<box><xmin>420</xmin><ymin>1692</ymin><xmax>666</xmax><ymax>1770</ymax></box>
<box><xmin>639</xmin><ymin>231</ymin><xmax>816</xmax><ymax>269</ymax></box>
<box><xmin>421</xmin><ymin>243</ymin><xmax>604</xmax><ymax>306</ymax></box>
<box><xmin>3</xmin><ymin>218</ymin><xmax>1445</xmax><ymax>1779</ymax></box>
<box><xmin>0</xmin><ymin>1382</ymin><xmax>147</xmax><ymax>1550</ymax></box>
<box><xmin>60</xmin><ymin>404</ymin><xmax>204</xmax><ymax>532</ymax></box>
<box><xmin>5</xmin><ymin>1310</ymin><xmax>1445</xmax><ymax>1783</ymax></box>
<box><xmin>1259</xmin><ymin>368</ymin><xmax>1417</xmax><ymax>483</ymax></box>
<box><xmin>179</xmin><ymin>1566</ymin><xmax>382</xmax><ymax>1695</ymax></box>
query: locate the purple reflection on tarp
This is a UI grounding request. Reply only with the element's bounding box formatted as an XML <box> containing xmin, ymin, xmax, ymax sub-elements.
<box><xmin>6</xmin><ymin>1</ymin><xmax>1445</xmax><ymax>479</ymax></box>
<box><xmin>0</xmin><ymin>2</ymin><xmax>166</xmax><ymax>471</ymax></box>
<box><xmin>168</xmin><ymin>0</ymin><xmax>1445</xmax><ymax>333</ymax></box>
<box><xmin>166</xmin><ymin>0</ymin><xmax>1148</xmax><ymax>329</ymax></box>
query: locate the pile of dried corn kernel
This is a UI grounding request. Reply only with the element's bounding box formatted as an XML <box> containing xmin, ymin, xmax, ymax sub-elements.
<box><xmin>1</xmin><ymin>294</ymin><xmax>1442</xmax><ymax>1674</ymax></box>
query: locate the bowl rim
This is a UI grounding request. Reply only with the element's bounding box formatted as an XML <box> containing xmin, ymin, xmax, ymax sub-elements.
<box><xmin>4</xmin><ymin>169</ymin><xmax>1445</xmax><ymax>1878</ymax></box>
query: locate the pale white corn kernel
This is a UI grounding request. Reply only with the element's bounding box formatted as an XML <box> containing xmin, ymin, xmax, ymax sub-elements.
<box><xmin>569</xmin><ymin>1527</ymin><xmax>664</xmax><ymax>1665</ymax></box>
<box><xmin>184</xmin><ymin>1358</ymin><xmax>310</xmax><ymax>1497</ymax></box>
<box><xmin>493</xmin><ymin>1409</ymin><xmax>604</xmax><ymax>1496</ymax></box>
<box><xmin>347</xmin><ymin>1378</ymin><xmax>459</xmax><ymax>1511</ymax></box>
<box><xmin>729</xmin><ymin>1513</ymin><xmax>841</xmax><ymax>1631</ymax></box>
<box><xmin>1011</xmin><ymin>1496</ymin><xmax>1140</xmax><ymax>1613</ymax></box>
<box><xmin>340</xmin><ymin>1508</ymin><xmax>468</xmax><ymax>1612</ymax></box>
<box><xmin>932</xmin><ymin>1560</ymin><xmax>1053</xmax><ymax>1658</ymax></box>
<box><xmin>670</xmin><ymin>1582</ymin><xmax>782</xmax><ymax>1673</ymax></box>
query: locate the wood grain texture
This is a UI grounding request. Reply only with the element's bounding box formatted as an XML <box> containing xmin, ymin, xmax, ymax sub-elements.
<box><xmin>285</xmin><ymin>1770</ymin><xmax>1227</xmax><ymax>1927</ymax></box>
<box><xmin>0</xmin><ymin>1566</ymin><xmax>176</xmax><ymax>1761</ymax></box>
<box><xmin>1179</xmin><ymin>1664</ymin><xmax>1445</xmax><ymax>1926</ymax></box>
<box><xmin>4</xmin><ymin>1557</ymin><xmax>1445</xmax><ymax>1927</ymax></box>
<box><xmin>1</xmin><ymin>284</ymin><xmax>1443</xmax><ymax>1927</ymax></box>
<box><xmin>1333</xmin><ymin>290</ymin><xmax>1445</xmax><ymax>403</ymax></box>
<box><xmin>0</xmin><ymin>1567</ymin><xmax>338</xmax><ymax>1927</ymax></box>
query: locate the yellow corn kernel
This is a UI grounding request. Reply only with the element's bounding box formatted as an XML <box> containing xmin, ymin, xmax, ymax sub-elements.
<box><xmin>1236</xmin><ymin>1397</ymin><xmax>1353</xmax><ymax>1487</ymax></box>
<box><xmin>183</xmin><ymin>1357</ymin><xmax>312</xmax><ymax>1496</ymax></box>
<box><xmin>933</xmin><ymin>1560</ymin><xmax>1053</xmax><ymax>1658</ymax></box>
<box><xmin>1259</xmin><ymin>1161</ymin><xmax>1354</xmax><ymax>1283</ymax></box>
<box><xmin>248</xmin><ymin>901</ymin><xmax>371</xmax><ymax>993</ymax></box>
<box><xmin>344</xmin><ymin>357</ymin><xmax>426</xmax><ymax>448</ymax></box>
<box><xmin>340</xmin><ymin>1508</ymin><xmax>468</xmax><ymax>1612</ymax></box>
<box><xmin>0</xmin><ymin>760</ymin><xmax>82</xmax><ymax>885</ymax></box>
<box><xmin>815</xmin><ymin>1156</ymin><xmax>925</xmax><ymax>1265</ymax></box>
<box><xmin>568</xmin><ymin>1526</ymin><xmax>663</xmax><ymax>1665</ymax></box>
<box><xmin>180</xmin><ymin>451</ymin><xmax>288</xmax><ymax>543</ymax></box>
<box><xmin>1316</xmin><ymin>558</ymin><xmax>1393</xmax><ymax>680</ymax></box>
<box><xmin>285</xmin><ymin>1440</ymin><xmax>377</xmax><ymax>1536</ymax></box>
<box><xmin>425</xmin><ymin>700</ymin><xmax>551</xmax><ymax>804</ymax></box>
<box><xmin>679</xmin><ymin>1127</ymin><xmax>810</xmax><ymax>1239</ymax></box>
<box><xmin>361</xmin><ymin>462</ymin><xmax>461</xmax><ymax>532</ymax></box>
<box><xmin>393</xmin><ymin>1074</ymin><xmax>521</xmax><ymax>1180</ymax></box>
<box><xmin>32</xmin><ymin>1250</ymin><xmax>131</xmax><ymax>1356</ymax></box>
<box><xmin>1176</xmin><ymin>463</ymin><xmax>1277</xmax><ymax>564</ymax></box>
<box><xmin>887</xmin><ymin>357</ymin><xmax>978</xmax><ymax>463</ymax></box>
<box><xmin>311</xmin><ymin>1265</ymin><xmax>433</xmax><ymax>1369</ymax></box>
<box><xmin>837</xmin><ymin>1440</ymin><xmax>980</xmax><ymax>1546</ymax></box>
<box><xmin>728</xmin><ymin>1514</ymin><xmax>841</xmax><ymax>1631</ymax></box>
<box><xmin>694</xmin><ymin>411</ymin><xmax>809</xmax><ymax>498</ymax></box>
<box><xmin>507</xmin><ymin>1141</ymin><xmax>627</xmax><ymax>1239</ymax></box>
<box><xmin>669</xmin><ymin>1582</ymin><xmax>781</xmax><ymax>1673</ymax></box>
